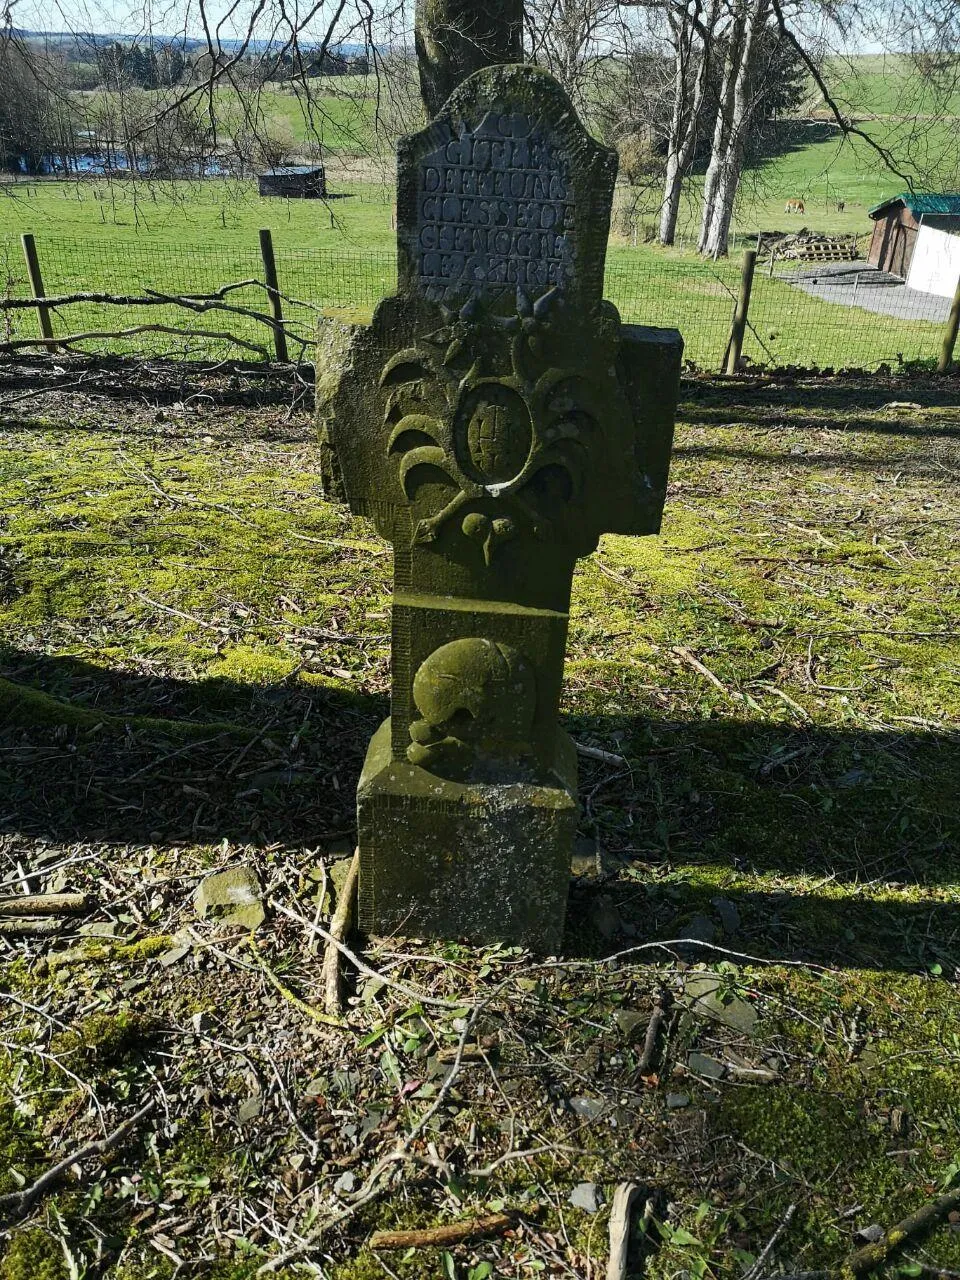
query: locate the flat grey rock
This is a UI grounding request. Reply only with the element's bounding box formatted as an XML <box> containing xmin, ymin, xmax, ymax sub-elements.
<box><xmin>687</xmin><ymin>1052</ymin><xmax>725</xmax><ymax>1080</ymax></box>
<box><xmin>854</xmin><ymin>1223</ymin><xmax>884</xmax><ymax>1244</ymax></box>
<box><xmin>684</xmin><ymin>973</ymin><xmax>758</xmax><ymax>1035</ymax></box>
<box><xmin>569</xmin><ymin>1096</ymin><xmax>604</xmax><ymax>1121</ymax></box>
<box><xmin>193</xmin><ymin>867</ymin><xmax>265</xmax><ymax>930</ymax></box>
<box><xmin>615</xmin><ymin>1009</ymin><xmax>647</xmax><ymax>1039</ymax></box>
<box><xmin>684</xmin><ymin>914</ymin><xmax>717</xmax><ymax>945</ymax></box>
<box><xmin>569</xmin><ymin>1182</ymin><xmax>601</xmax><ymax>1213</ymax></box>
<box><xmin>711</xmin><ymin>896</ymin><xmax>740</xmax><ymax>935</ymax></box>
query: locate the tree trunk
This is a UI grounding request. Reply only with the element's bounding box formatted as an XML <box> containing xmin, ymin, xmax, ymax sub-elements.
<box><xmin>660</xmin><ymin>146</ymin><xmax>684</xmax><ymax>245</ymax></box>
<box><xmin>415</xmin><ymin>0</ymin><xmax>523</xmax><ymax>118</ymax></box>
<box><xmin>698</xmin><ymin>8</ymin><xmax>744</xmax><ymax>254</ymax></box>
<box><xmin>660</xmin><ymin>0</ymin><xmax>715</xmax><ymax>246</ymax></box>
<box><xmin>700</xmin><ymin>0</ymin><xmax>767</xmax><ymax>258</ymax></box>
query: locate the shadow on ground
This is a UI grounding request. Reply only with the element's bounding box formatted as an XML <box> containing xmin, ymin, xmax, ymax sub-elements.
<box><xmin>2</xmin><ymin>648</ymin><xmax>957</xmax><ymax>974</ymax></box>
<box><xmin>681</xmin><ymin>375</ymin><xmax>960</xmax><ymax>442</ymax></box>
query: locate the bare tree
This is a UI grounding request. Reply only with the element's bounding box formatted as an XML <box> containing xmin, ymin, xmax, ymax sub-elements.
<box><xmin>659</xmin><ymin>0</ymin><xmax>717</xmax><ymax>244</ymax></box>
<box><xmin>697</xmin><ymin>0</ymin><xmax>768</xmax><ymax>256</ymax></box>
<box><xmin>2</xmin><ymin>0</ymin><xmax>407</xmax><ymax>188</ymax></box>
<box><xmin>525</xmin><ymin>0</ymin><xmax>624</xmax><ymax>109</ymax></box>
<box><xmin>0</xmin><ymin>32</ymin><xmax>75</xmax><ymax>173</ymax></box>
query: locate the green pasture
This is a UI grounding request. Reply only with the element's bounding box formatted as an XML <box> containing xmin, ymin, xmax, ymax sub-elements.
<box><xmin>0</xmin><ymin>48</ymin><xmax>954</xmax><ymax>374</ymax></box>
<box><xmin>0</xmin><ymin>210</ymin><xmax>944</xmax><ymax>370</ymax></box>
<box><xmin>0</xmin><ymin>174</ymin><xmax>396</xmax><ymax>251</ymax></box>
<box><xmin>815</xmin><ymin>53</ymin><xmax>960</xmax><ymax>118</ymax></box>
<box><xmin>71</xmin><ymin>79</ymin><xmax>380</xmax><ymax>154</ymax></box>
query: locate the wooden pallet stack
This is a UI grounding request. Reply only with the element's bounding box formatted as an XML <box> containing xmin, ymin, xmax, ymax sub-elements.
<box><xmin>771</xmin><ymin>232</ymin><xmax>860</xmax><ymax>262</ymax></box>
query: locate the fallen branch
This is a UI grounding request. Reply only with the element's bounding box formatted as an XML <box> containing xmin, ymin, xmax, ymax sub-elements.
<box><xmin>756</xmin><ymin>1183</ymin><xmax>960</xmax><ymax>1280</ymax></box>
<box><xmin>246</xmin><ymin>934</ymin><xmax>348</xmax><ymax>1031</ymax></box>
<box><xmin>0</xmin><ymin>1099</ymin><xmax>155</xmax><ymax>1225</ymax></box>
<box><xmin>638</xmin><ymin>989</ymin><xmax>674</xmax><ymax>1077</ymax></box>
<box><xmin>846</xmin><ymin>1185</ymin><xmax>960</xmax><ymax>1275</ymax></box>
<box><xmin>323</xmin><ymin>850</ymin><xmax>361</xmax><ymax>1017</ymax></box>
<box><xmin>575</xmin><ymin>741</ymin><xmax>628</xmax><ymax>768</ymax></box>
<box><xmin>0</xmin><ymin>324</ymin><xmax>269</xmax><ymax>358</ymax></box>
<box><xmin>269</xmin><ymin>897</ymin><xmax>466</xmax><ymax>1011</ymax></box>
<box><xmin>370</xmin><ymin>1213</ymin><xmax>514</xmax><ymax>1250</ymax></box>
<box><xmin>671</xmin><ymin>645</ymin><xmax>731</xmax><ymax>697</ymax></box>
<box><xmin>0</xmin><ymin>280</ymin><xmax>261</xmax><ymax>309</ymax></box>
<box><xmin>0</xmin><ymin>920</ymin><xmax>69</xmax><ymax>938</ymax></box>
<box><xmin>2</xmin><ymin>281</ymin><xmax>309</xmax><ymax>348</ymax></box>
<box><xmin>0</xmin><ymin>893</ymin><xmax>91</xmax><ymax>917</ymax></box>
<box><xmin>607</xmin><ymin>1183</ymin><xmax>642</xmax><ymax>1280</ymax></box>
<box><xmin>744</xmin><ymin>1203</ymin><xmax>796</xmax><ymax>1280</ymax></box>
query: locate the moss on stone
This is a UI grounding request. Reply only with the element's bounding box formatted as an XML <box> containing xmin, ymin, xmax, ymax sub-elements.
<box><xmin>0</xmin><ymin>1102</ymin><xmax>46</xmax><ymax>1197</ymax></box>
<box><xmin>52</xmin><ymin>1010</ymin><xmax>157</xmax><ymax>1065</ymax></box>
<box><xmin>0</xmin><ymin>1229</ymin><xmax>68</xmax><ymax>1280</ymax></box>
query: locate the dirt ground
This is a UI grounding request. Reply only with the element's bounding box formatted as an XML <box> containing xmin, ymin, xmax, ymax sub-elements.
<box><xmin>0</xmin><ymin>354</ymin><xmax>958</xmax><ymax>1280</ymax></box>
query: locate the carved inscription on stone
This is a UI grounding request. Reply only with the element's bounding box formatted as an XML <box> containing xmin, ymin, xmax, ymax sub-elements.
<box><xmin>416</xmin><ymin>109</ymin><xmax>575</xmax><ymax>298</ymax></box>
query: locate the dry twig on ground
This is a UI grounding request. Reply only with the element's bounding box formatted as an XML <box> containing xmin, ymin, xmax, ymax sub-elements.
<box><xmin>369</xmin><ymin>1212</ymin><xmax>514</xmax><ymax>1250</ymax></box>
<box><xmin>0</xmin><ymin>1100</ymin><xmax>155</xmax><ymax>1226</ymax></box>
<box><xmin>323</xmin><ymin>849</ymin><xmax>361</xmax><ymax>1017</ymax></box>
<box><xmin>638</xmin><ymin>989</ymin><xmax>674</xmax><ymax>1077</ymax></box>
<box><xmin>0</xmin><ymin>893</ymin><xmax>91</xmax><ymax>916</ymax></box>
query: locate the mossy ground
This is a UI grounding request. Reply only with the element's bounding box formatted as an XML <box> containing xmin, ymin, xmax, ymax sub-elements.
<box><xmin>0</xmin><ymin>355</ymin><xmax>958</xmax><ymax>1277</ymax></box>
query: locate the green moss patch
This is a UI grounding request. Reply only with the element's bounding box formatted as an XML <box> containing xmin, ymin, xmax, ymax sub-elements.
<box><xmin>0</xmin><ymin>363</ymin><xmax>957</xmax><ymax>1275</ymax></box>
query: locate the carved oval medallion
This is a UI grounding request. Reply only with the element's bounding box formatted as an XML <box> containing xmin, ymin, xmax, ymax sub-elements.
<box><xmin>456</xmin><ymin>384</ymin><xmax>532</xmax><ymax>487</ymax></box>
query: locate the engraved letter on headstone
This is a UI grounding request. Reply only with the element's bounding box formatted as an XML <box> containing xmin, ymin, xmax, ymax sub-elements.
<box><xmin>415</xmin><ymin>111</ymin><xmax>575</xmax><ymax>299</ymax></box>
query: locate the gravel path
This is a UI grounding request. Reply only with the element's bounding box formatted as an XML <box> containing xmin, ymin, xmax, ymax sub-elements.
<box><xmin>779</xmin><ymin>260</ymin><xmax>953</xmax><ymax>323</ymax></box>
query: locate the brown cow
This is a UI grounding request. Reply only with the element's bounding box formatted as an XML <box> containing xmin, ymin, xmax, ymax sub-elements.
<box><xmin>785</xmin><ymin>198</ymin><xmax>805</xmax><ymax>214</ymax></box>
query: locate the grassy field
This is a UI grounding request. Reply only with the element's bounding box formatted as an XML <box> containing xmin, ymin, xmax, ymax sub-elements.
<box><xmin>72</xmin><ymin>79</ymin><xmax>382</xmax><ymax>155</ymax></box>
<box><xmin>0</xmin><ymin>53</ymin><xmax>956</xmax><ymax>371</ymax></box>
<box><xmin>0</xmin><ymin>175</ymin><xmax>947</xmax><ymax>371</ymax></box>
<box><xmin>0</xmin><ymin>356</ymin><xmax>957</xmax><ymax>1278</ymax></box>
<box><xmin>814</xmin><ymin>54</ymin><xmax>960</xmax><ymax>117</ymax></box>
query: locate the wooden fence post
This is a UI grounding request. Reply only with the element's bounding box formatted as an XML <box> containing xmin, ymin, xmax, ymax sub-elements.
<box><xmin>258</xmin><ymin>228</ymin><xmax>288</xmax><ymax>363</ymax></box>
<box><xmin>20</xmin><ymin>233</ymin><xmax>56</xmax><ymax>350</ymax></box>
<box><xmin>938</xmin><ymin>272</ymin><xmax>960</xmax><ymax>373</ymax></box>
<box><xmin>725</xmin><ymin>248</ymin><xmax>757</xmax><ymax>375</ymax></box>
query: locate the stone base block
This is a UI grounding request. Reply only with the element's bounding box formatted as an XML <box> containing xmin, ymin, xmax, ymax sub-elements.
<box><xmin>357</xmin><ymin>718</ymin><xmax>578</xmax><ymax>953</ymax></box>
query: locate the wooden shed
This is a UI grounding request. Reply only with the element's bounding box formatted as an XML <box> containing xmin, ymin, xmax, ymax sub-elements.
<box><xmin>868</xmin><ymin>193</ymin><xmax>960</xmax><ymax>283</ymax></box>
<box><xmin>257</xmin><ymin>166</ymin><xmax>326</xmax><ymax>199</ymax></box>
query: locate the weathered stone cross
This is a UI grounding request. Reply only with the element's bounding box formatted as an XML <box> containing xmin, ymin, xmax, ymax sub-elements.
<box><xmin>317</xmin><ymin>43</ymin><xmax>681</xmax><ymax>953</ymax></box>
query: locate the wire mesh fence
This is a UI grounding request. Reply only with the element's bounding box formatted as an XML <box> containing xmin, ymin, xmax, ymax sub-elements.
<box><xmin>1</xmin><ymin>231</ymin><xmax>952</xmax><ymax>370</ymax></box>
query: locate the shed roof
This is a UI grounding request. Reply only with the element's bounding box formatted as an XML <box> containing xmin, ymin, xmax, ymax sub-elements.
<box><xmin>869</xmin><ymin>192</ymin><xmax>960</xmax><ymax>219</ymax></box>
<box><xmin>258</xmin><ymin>166</ymin><xmax>324</xmax><ymax>178</ymax></box>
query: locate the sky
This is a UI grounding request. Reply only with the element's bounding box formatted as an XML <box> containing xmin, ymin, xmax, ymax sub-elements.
<box><xmin>10</xmin><ymin>0</ymin><xmax>405</xmax><ymax>42</ymax></box>
<box><xmin>9</xmin><ymin>0</ymin><xmax>901</xmax><ymax>55</ymax></box>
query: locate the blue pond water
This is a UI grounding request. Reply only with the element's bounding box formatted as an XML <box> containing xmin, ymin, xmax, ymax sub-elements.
<box><xmin>18</xmin><ymin>152</ymin><xmax>231</xmax><ymax>177</ymax></box>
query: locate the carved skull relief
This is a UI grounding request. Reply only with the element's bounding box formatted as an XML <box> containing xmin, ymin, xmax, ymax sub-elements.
<box><xmin>407</xmin><ymin>638</ymin><xmax>536</xmax><ymax>779</ymax></box>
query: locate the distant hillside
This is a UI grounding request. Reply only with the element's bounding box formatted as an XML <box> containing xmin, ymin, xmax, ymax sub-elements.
<box><xmin>809</xmin><ymin>53</ymin><xmax>960</xmax><ymax>119</ymax></box>
<box><xmin>12</xmin><ymin>28</ymin><xmax>369</xmax><ymax>57</ymax></box>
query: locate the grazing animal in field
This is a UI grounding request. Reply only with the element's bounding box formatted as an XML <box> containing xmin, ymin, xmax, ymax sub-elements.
<box><xmin>837</xmin><ymin>199</ymin><xmax>846</xmax><ymax>212</ymax></box>
<box><xmin>785</xmin><ymin>198</ymin><xmax>805</xmax><ymax>214</ymax></box>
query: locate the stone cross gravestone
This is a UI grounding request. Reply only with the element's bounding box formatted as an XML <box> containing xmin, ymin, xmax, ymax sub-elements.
<box><xmin>317</xmin><ymin>63</ymin><xmax>682</xmax><ymax>953</ymax></box>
